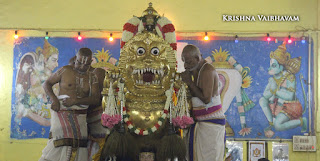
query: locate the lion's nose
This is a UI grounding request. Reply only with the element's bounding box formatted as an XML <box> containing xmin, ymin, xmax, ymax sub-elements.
<box><xmin>144</xmin><ymin>58</ymin><xmax>152</xmax><ymax>64</ymax></box>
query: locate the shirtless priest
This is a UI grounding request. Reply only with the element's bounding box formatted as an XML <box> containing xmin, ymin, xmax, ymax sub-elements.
<box><xmin>39</xmin><ymin>48</ymin><xmax>100</xmax><ymax>161</ymax></box>
<box><xmin>181</xmin><ymin>45</ymin><xmax>226</xmax><ymax>161</ymax></box>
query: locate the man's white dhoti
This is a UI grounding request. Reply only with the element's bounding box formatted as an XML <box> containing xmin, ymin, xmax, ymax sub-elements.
<box><xmin>39</xmin><ymin>139</ymin><xmax>88</xmax><ymax>161</ymax></box>
<box><xmin>39</xmin><ymin>103</ymin><xmax>89</xmax><ymax>161</ymax></box>
<box><xmin>189</xmin><ymin>121</ymin><xmax>225</xmax><ymax>161</ymax></box>
<box><xmin>188</xmin><ymin>95</ymin><xmax>226</xmax><ymax>161</ymax></box>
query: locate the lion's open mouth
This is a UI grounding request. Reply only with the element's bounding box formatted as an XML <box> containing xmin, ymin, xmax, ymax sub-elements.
<box><xmin>143</xmin><ymin>71</ymin><xmax>154</xmax><ymax>82</ymax></box>
<box><xmin>131</xmin><ymin>67</ymin><xmax>166</xmax><ymax>85</ymax></box>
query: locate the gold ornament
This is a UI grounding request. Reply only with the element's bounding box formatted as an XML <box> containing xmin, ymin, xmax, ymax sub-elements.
<box><xmin>242</xmin><ymin>76</ymin><xmax>253</xmax><ymax>88</ymax></box>
<box><xmin>285</xmin><ymin>56</ymin><xmax>301</xmax><ymax>74</ymax></box>
<box><xmin>91</xmin><ymin>48</ymin><xmax>118</xmax><ymax>70</ymax></box>
<box><xmin>142</xmin><ymin>2</ymin><xmax>159</xmax><ymax>18</ymax></box>
<box><xmin>211</xmin><ymin>47</ymin><xmax>233</xmax><ymax>69</ymax></box>
<box><xmin>115</xmin><ymin>31</ymin><xmax>176</xmax><ymax>129</ymax></box>
<box><xmin>270</xmin><ymin>71</ymin><xmax>293</xmax><ymax>94</ymax></box>
<box><xmin>141</xmin><ymin>3</ymin><xmax>160</xmax><ymax>32</ymax></box>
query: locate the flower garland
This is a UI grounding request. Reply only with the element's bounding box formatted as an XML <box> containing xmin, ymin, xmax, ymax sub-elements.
<box><xmin>172</xmin><ymin>83</ymin><xmax>194</xmax><ymax>129</ymax></box>
<box><xmin>123</xmin><ymin>81</ymin><xmax>174</xmax><ymax>136</ymax></box>
<box><xmin>101</xmin><ymin>81</ymin><xmax>121</xmax><ymax>128</ymax></box>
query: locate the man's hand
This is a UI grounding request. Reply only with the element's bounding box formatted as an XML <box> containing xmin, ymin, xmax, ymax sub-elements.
<box><xmin>181</xmin><ymin>71</ymin><xmax>193</xmax><ymax>85</ymax></box>
<box><xmin>62</xmin><ymin>97</ymin><xmax>77</xmax><ymax>107</ymax></box>
<box><xmin>51</xmin><ymin>99</ymin><xmax>61</xmax><ymax>112</ymax></box>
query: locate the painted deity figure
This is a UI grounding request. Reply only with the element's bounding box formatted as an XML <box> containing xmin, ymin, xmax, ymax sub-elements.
<box><xmin>15</xmin><ymin>40</ymin><xmax>59</xmax><ymax>128</ymax></box>
<box><xmin>39</xmin><ymin>48</ymin><xmax>100</xmax><ymax>161</ymax></box>
<box><xmin>259</xmin><ymin>43</ymin><xmax>307</xmax><ymax>138</ymax></box>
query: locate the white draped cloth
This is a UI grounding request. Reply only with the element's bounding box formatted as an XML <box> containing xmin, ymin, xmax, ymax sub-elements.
<box><xmin>39</xmin><ymin>103</ymin><xmax>89</xmax><ymax>161</ymax></box>
<box><xmin>187</xmin><ymin>95</ymin><xmax>225</xmax><ymax>161</ymax></box>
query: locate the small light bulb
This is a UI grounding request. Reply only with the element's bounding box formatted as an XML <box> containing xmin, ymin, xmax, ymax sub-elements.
<box><xmin>109</xmin><ymin>33</ymin><xmax>113</xmax><ymax>41</ymax></box>
<box><xmin>14</xmin><ymin>31</ymin><xmax>19</xmax><ymax>39</ymax></box>
<box><xmin>301</xmin><ymin>36</ymin><xmax>306</xmax><ymax>44</ymax></box>
<box><xmin>204</xmin><ymin>32</ymin><xmax>209</xmax><ymax>41</ymax></box>
<box><xmin>77</xmin><ymin>32</ymin><xmax>82</xmax><ymax>41</ymax></box>
<box><xmin>267</xmin><ymin>33</ymin><xmax>271</xmax><ymax>42</ymax></box>
<box><xmin>287</xmin><ymin>35</ymin><xmax>292</xmax><ymax>44</ymax></box>
<box><xmin>45</xmin><ymin>32</ymin><xmax>49</xmax><ymax>39</ymax></box>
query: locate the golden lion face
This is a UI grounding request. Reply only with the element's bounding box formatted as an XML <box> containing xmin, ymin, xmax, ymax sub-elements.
<box><xmin>118</xmin><ymin>32</ymin><xmax>176</xmax><ymax>128</ymax></box>
<box><xmin>119</xmin><ymin>32</ymin><xmax>176</xmax><ymax>98</ymax></box>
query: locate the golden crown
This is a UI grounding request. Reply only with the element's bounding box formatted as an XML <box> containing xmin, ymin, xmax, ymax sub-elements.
<box><xmin>142</xmin><ymin>2</ymin><xmax>159</xmax><ymax>17</ymax></box>
<box><xmin>270</xmin><ymin>42</ymin><xmax>290</xmax><ymax>65</ymax></box>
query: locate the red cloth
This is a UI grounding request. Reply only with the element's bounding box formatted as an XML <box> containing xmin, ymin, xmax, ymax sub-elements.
<box><xmin>283</xmin><ymin>102</ymin><xmax>303</xmax><ymax>119</ymax></box>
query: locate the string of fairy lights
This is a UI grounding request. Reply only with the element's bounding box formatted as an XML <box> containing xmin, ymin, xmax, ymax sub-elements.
<box><xmin>14</xmin><ymin>30</ymin><xmax>116</xmax><ymax>42</ymax></box>
<box><xmin>202</xmin><ymin>32</ymin><xmax>307</xmax><ymax>44</ymax></box>
<box><xmin>13</xmin><ymin>30</ymin><xmax>308</xmax><ymax>44</ymax></box>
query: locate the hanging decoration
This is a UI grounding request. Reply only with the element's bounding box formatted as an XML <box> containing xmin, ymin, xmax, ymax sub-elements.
<box><xmin>172</xmin><ymin>76</ymin><xmax>194</xmax><ymax>129</ymax></box>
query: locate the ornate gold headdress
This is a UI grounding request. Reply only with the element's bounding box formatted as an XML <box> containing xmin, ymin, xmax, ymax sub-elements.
<box><xmin>121</xmin><ymin>3</ymin><xmax>176</xmax><ymax>52</ymax></box>
<box><xmin>142</xmin><ymin>2</ymin><xmax>159</xmax><ymax>17</ymax></box>
<box><xmin>269</xmin><ymin>42</ymin><xmax>290</xmax><ymax>65</ymax></box>
<box><xmin>141</xmin><ymin>3</ymin><xmax>160</xmax><ymax>32</ymax></box>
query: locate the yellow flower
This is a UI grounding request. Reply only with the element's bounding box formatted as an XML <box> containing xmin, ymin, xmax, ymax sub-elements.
<box><xmin>242</xmin><ymin>76</ymin><xmax>252</xmax><ymax>88</ymax></box>
<box><xmin>94</xmin><ymin>48</ymin><xmax>111</xmax><ymax>63</ymax></box>
<box><xmin>212</xmin><ymin>47</ymin><xmax>230</xmax><ymax>62</ymax></box>
<box><xmin>172</xmin><ymin>92</ymin><xmax>177</xmax><ymax>106</ymax></box>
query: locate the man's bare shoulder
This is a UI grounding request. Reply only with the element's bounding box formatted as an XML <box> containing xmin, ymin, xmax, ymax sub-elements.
<box><xmin>90</xmin><ymin>67</ymin><xmax>105</xmax><ymax>74</ymax></box>
<box><xmin>54</xmin><ymin>65</ymin><xmax>74</xmax><ymax>76</ymax></box>
<box><xmin>62</xmin><ymin>65</ymin><xmax>74</xmax><ymax>70</ymax></box>
<box><xmin>202</xmin><ymin>63</ymin><xmax>217</xmax><ymax>74</ymax></box>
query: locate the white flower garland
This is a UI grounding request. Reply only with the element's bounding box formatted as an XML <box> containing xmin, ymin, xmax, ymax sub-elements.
<box><xmin>103</xmin><ymin>81</ymin><xmax>118</xmax><ymax>116</ymax></box>
<box><xmin>173</xmin><ymin>84</ymin><xmax>190</xmax><ymax>117</ymax></box>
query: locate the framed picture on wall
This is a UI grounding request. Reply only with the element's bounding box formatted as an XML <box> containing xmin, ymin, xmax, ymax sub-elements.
<box><xmin>248</xmin><ymin>141</ymin><xmax>266</xmax><ymax>161</ymax></box>
<box><xmin>226</xmin><ymin>140</ymin><xmax>244</xmax><ymax>161</ymax></box>
<box><xmin>272</xmin><ymin>142</ymin><xmax>289</xmax><ymax>161</ymax></box>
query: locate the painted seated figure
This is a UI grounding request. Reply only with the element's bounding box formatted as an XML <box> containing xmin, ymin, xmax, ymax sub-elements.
<box><xmin>259</xmin><ymin>43</ymin><xmax>307</xmax><ymax>138</ymax></box>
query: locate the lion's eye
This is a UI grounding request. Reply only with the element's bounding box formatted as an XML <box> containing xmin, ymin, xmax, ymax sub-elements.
<box><xmin>151</xmin><ymin>47</ymin><xmax>160</xmax><ymax>56</ymax></box>
<box><xmin>137</xmin><ymin>47</ymin><xmax>146</xmax><ymax>55</ymax></box>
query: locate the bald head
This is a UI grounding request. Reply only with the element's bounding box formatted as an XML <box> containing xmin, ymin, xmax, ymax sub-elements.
<box><xmin>77</xmin><ymin>48</ymin><xmax>93</xmax><ymax>57</ymax></box>
<box><xmin>182</xmin><ymin>44</ymin><xmax>201</xmax><ymax>60</ymax></box>
<box><xmin>181</xmin><ymin>45</ymin><xmax>203</xmax><ymax>71</ymax></box>
<box><xmin>76</xmin><ymin>48</ymin><xmax>93</xmax><ymax>65</ymax></box>
<box><xmin>75</xmin><ymin>48</ymin><xmax>93</xmax><ymax>73</ymax></box>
